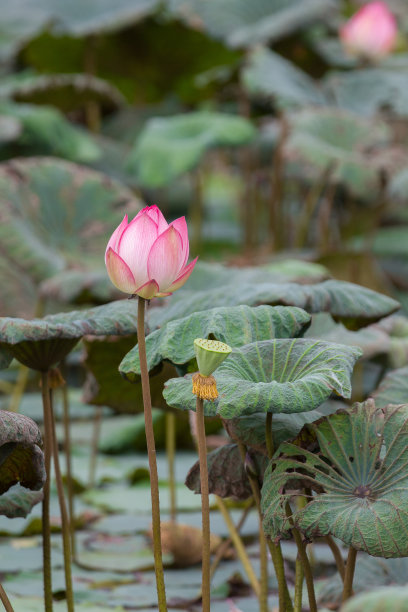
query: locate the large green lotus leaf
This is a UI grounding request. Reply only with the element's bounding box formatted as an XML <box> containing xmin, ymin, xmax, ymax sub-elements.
<box><xmin>185</xmin><ymin>443</ymin><xmax>268</xmax><ymax>500</ymax></box>
<box><xmin>0</xmin><ymin>299</ymin><xmax>138</xmax><ymax>371</ymax></box>
<box><xmin>372</xmin><ymin>366</ymin><xmax>408</xmax><ymax>408</ymax></box>
<box><xmin>120</xmin><ymin>305</ymin><xmax>311</xmax><ymax>381</ymax></box>
<box><xmin>163</xmin><ymin>339</ymin><xmax>361</xmax><ymax>418</ymax></box>
<box><xmin>127</xmin><ymin>111</ymin><xmax>255</xmax><ymax>188</ymax></box>
<box><xmin>149</xmin><ymin>279</ymin><xmax>400</xmax><ymax>331</ymax></box>
<box><xmin>285</xmin><ymin>108</ymin><xmax>391</xmax><ymax>200</ymax></box>
<box><xmin>83</xmin><ymin>335</ymin><xmax>174</xmax><ymax>414</ymax></box>
<box><xmin>352</xmin><ymin>227</ymin><xmax>408</xmax><ymax>258</ymax></box>
<box><xmin>0</xmin><ymin>115</ymin><xmax>21</xmax><ymax>143</ymax></box>
<box><xmin>324</xmin><ymin>69</ymin><xmax>408</xmax><ymax>118</ymax></box>
<box><xmin>0</xmin><ymin>410</ymin><xmax>45</xmax><ymax>494</ymax></box>
<box><xmin>242</xmin><ymin>47</ymin><xmax>326</xmax><ymax>108</ymax></box>
<box><xmin>0</xmin><ymin>157</ymin><xmax>139</xmax><ymax>284</ymax></box>
<box><xmin>168</xmin><ymin>0</ymin><xmax>335</xmax><ymax>48</ymax></box>
<box><xmin>341</xmin><ymin>587</ymin><xmax>408</xmax><ymax>611</ymax></box>
<box><xmin>223</xmin><ymin>400</ymin><xmax>345</xmax><ymax>454</ymax></box>
<box><xmin>0</xmin><ymin>484</ymin><xmax>43</xmax><ymax>519</ymax></box>
<box><xmin>0</xmin><ymin>73</ymin><xmax>125</xmax><ymax>114</ymax></box>
<box><xmin>0</xmin><ymin>102</ymin><xmax>100</xmax><ymax>162</ymax></box>
<box><xmin>262</xmin><ymin>400</ymin><xmax>408</xmax><ymax>557</ymax></box>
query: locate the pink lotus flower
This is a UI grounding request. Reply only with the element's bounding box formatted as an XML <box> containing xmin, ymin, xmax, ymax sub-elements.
<box><xmin>340</xmin><ymin>1</ymin><xmax>397</xmax><ymax>60</ymax></box>
<box><xmin>105</xmin><ymin>205</ymin><xmax>197</xmax><ymax>299</ymax></box>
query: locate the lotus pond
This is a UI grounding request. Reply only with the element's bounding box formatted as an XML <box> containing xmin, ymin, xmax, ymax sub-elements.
<box><xmin>2</xmin><ymin>2</ymin><xmax>408</xmax><ymax>612</ymax></box>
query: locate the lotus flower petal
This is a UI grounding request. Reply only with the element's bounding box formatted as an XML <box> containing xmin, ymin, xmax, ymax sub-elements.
<box><xmin>105</xmin><ymin>248</ymin><xmax>136</xmax><ymax>294</ymax></box>
<box><xmin>340</xmin><ymin>1</ymin><xmax>397</xmax><ymax>59</ymax></box>
<box><xmin>135</xmin><ymin>279</ymin><xmax>159</xmax><ymax>300</ymax></box>
<box><xmin>170</xmin><ymin>216</ymin><xmax>189</xmax><ymax>269</ymax></box>
<box><xmin>147</xmin><ymin>226</ymin><xmax>183</xmax><ymax>291</ymax></box>
<box><xmin>105</xmin><ymin>215</ymin><xmax>128</xmax><ymax>262</ymax></box>
<box><xmin>118</xmin><ymin>213</ymin><xmax>158</xmax><ymax>287</ymax></box>
<box><xmin>166</xmin><ymin>257</ymin><xmax>198</xmax><ymax>293</ymax></box>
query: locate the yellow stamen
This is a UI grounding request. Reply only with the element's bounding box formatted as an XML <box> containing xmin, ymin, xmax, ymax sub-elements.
<box><xmin>192</xmin><ymin>373</ymin><xmax>218</xmax><ymax>400</ymax></box>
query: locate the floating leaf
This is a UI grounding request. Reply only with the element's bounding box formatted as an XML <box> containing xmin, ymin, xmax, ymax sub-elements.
<box><xmin>262</xmin><ymin>400</ymin><xmax>408</xmax><ymax>558</ymax></box>
<box><xmin>164</xmin><ymin>339</ymin><xmax>361</xmax><ymax>418</ymax></box>
<box><xmin>324</xmin><ymin>69</ymin><xmax>408</xmax><ymax>118</ymax></box>
<box><xmin>186</xmin><ymin>443</ymin><xmax>267</xmax><ymax>500</ymax></box>
<box><xmin>0</xmin><ymin>410</ymin><xmax>45</xmax><ymax>494</ymax></box>
<box><xmin>0</xmin><ymin>72</ymin><xmax>125</xmax><ymax>114</ymax></box>
<box><xmin>285</xmin><ymin>107</ymin><xmax>391</xmax><ymax>200</ymax></box>
<box><xmin>0</xmin><ymin>157</ymin><xmax>139</xmax><ymax>285</ymax></box>
<box><xmin>242</xmin><ymin>47</ymin><xmax>326</xmax><ymax>108</ymax></box>
<box><xmin>0</xmin><ymin>484</ymin><xmax>43</xmax><ymax>519</ymax></box>
<box><xmin>149</xmin><ymin>279</ymin><xmax>399</xmax><ymax>331</ymax></box>
<box><xmin>127</xmin><ymin>111</ymin><xmax>255</xmax><ymax>188</ymax></box>
<box><xmin>120</xmin><ymin>305</ymin><xmax>311</xmax><ymax>381</ymax></box>
<box><xmin>169</xmin><ymin>0</ymin><xmax>335</xmax><ymax>48</ymax></box>
<box><xmin>341</xmin><ymin>586</ymin><xmax>408</xmax><ymax>611</ymax></box>
<box><xmin>0</xmin><ymin>299</ymin><xmax>138</xmax><ymax>371</ymax></box>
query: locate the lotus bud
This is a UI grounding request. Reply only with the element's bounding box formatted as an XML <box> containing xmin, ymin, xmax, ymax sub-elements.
<box><xmin>340</xmin><ymin>1</ymin><xmax>397</xmax><ymax>61</ymax></box>
<box><xmin>192</xmin><ymin>338</ymin><xmax>231</xmax><ymax>400</ymax></box>
<box><xmin>105</xmin><ymin>205</ymin><xmax>198</xmax><ymax>299</ymax></box>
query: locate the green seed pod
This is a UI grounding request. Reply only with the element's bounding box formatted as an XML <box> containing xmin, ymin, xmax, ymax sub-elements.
<box><xmin>194</xmin><ymin>338</ymin><xmax>232</xmax><ymax>377</ymax></box>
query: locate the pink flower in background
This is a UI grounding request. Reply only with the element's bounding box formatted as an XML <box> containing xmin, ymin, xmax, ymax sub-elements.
<box><xmin>340</xmin><ymin>2</ymin><xmax>397</xmax><ymax>60</ymax></box>
<box><xmin>105</xmin><ymin>205</ymin><xmax>197</xmax><ymax>299</ymax></box>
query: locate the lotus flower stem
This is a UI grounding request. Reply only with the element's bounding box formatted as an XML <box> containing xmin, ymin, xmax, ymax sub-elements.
<box><xmin>285</xmin><ymin>503</ymin><xmax>316</xmax><ymax>612</ymax></box>
<box><xmin>293</xmin><ymin>557</ymin><xmax>304</xmax><ymax>612</ymax></box>
<box><xmin>195</xmin><ymin>396</ymin><xmax>211</xmax><ymax>612</ymax></box>
<box><xmin>237</xmin><ymin>441</ymin><xmax>292</xmax><ymax>612</ymax></box>
<box><xmin>325</xmin><ymin>535</ymin><xmax>345</xmax><ymax>581</ymax></box>
<box><xmin>0</xmin><ymin>583</ymin><xmax>14</xmax><ymax>612</ymax></box>
<box><xmin>62</xmin><ymin>381</ymin><xmax>76</xmax><ymax>558</ymax></box>
<box><xmin>165</xmin><ymin>412</ymin><xmax>177</xmax><ymax>522</ymax></box>
<box><xmin>342</xmin><ymin>547</ymin><xmax>357</xmax><ymax>602</ymax></box>
<box><xmin>47</xmin><ymin>383</ymin><xmax>75</xmax><ymax>612</ymax></box>
<box><xmin>215</xmin><ymin>496</ymin><xmax>261</xmax><ymax>599</ymax></box>
<box><xmin>137</xmin><ymin>297</ymin><xmax>167</xmax><ymax>611</ymax></box>
<box><xmin>41</xmin><ymin>372</ymin><xmax>54</xmax><ymax>612</ymax></box>
<box><xmin>89</xmin><ymin>406</ymin><xmax>102</xmax><ymax>488</ymax></box>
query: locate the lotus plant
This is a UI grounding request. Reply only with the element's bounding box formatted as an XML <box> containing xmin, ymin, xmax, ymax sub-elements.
<box><xmin>340</xmin><ymin>1</ymin><xmax>397</xmax><ymax>61</ymax></box>
<box><xmin>105</xmin><ymin>205</ymin><xmax>197</xmax><ymax>612</ymax></box>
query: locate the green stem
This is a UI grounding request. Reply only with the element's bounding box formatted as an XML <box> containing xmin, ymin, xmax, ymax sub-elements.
<box><xmin>165</xmin><ymin>412</ymin><xmax>177</xmax><ymax>523</ymax></box>
<box><xmin>237</xmin><ymin>441</ymin><xmax>292</xmax><ymax>612</ymax></box>
<box><xmin>196</xmin><ymin>397</ymin><xmax>211</xmax><ymax>612</ymax></box>
<box><xmin>41</xmin><ymin>372</ymin><xmax>53</xmax><ymax>612</ymax></box>
<box><xmin>89</xmin><ymin>407</ymin><xmax>102</xmax><ymax>488</ymax></box>
<box><xmin>286</xmin><ymin>504</ymin><xmax>316</xmax><ymax>612</ymax></box>
<box><xmin>216</xmin><ymin>496</ymin><xmax>261</xmax><ymax>599</ymax></box>
<box><xmin>342</xmin><ymin>547</ymin><xmax>357</xmax><ymax>602</ymax></box>
<box><xmin>0</xmin><ymin>583</ymin><xmax>14</xmax><ymax>612</ymax></box>
<box><xmin>209</xmin><ymin>500</ymin><xmax>252</xmax><ymax>584</ymax></box>
<box><xmin>62</xmin><ymin>382</ymin><xmax>76</xmax><ymax>558</ymax></box>
<box><xmin>137</xmin><ymin>297</ymin><xmax>167</xmax><ymax>611</ymax></box>
<box><xmin>325</xmin><ymin>535</ymin><xmax>345</xmax><ymax>581</ymax></box>
<box><xmin>265</xmin><ymin>413</ymin><xmax>274</xmax><ymax>458</ymax></box>
<box><xmin>293</xmin><ymin>557</ymin><xmax>304</xmax><ymax>612</ymax></box>
<box><xmin>47</xmin><ymin>385</ymin><xmax>74</xmax><ymax>612</ymax></box>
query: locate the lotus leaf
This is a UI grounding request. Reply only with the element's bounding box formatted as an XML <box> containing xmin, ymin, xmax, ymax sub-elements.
<box><xmin>262</xmin><ymin>400</ymin><xmax>408</xmax><ymax>557</ymax></box>
<box><xmin>164</xmin><ymin>339</ymin><xmax>361</xmax><ymax>418</ymax></box>
<box><xmin>120</xmin><ymin>304</ymin><xmax>311</xmax><ymax>381</ymax></box>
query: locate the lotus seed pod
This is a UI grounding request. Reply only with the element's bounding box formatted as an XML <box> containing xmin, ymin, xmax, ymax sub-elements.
<box><xmin>194</xmin><ymin>338</ymin><xmax>232</xmax><ymax>377</ymax></box>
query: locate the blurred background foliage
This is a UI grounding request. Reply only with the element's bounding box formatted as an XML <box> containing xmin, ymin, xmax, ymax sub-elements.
<box><xmin>1</xmin><ymin>0</ymin><xmax>408</xmax><ymax>445</ymax></box>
